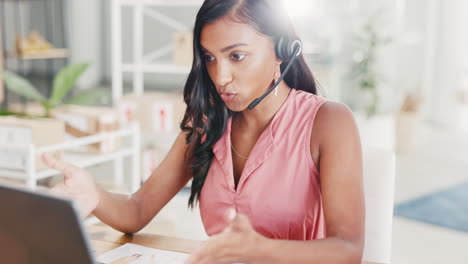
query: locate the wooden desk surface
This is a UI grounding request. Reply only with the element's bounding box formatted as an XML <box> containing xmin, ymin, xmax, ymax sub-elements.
<box><xmin>88</xmin><ymin>224</ymin><xmax>382</xmax><ymax>264</ymax></box>
<box><xmin>88</xmin><ymin>224</ymin><xmax>202</xmax><ymax>256</ymax></box>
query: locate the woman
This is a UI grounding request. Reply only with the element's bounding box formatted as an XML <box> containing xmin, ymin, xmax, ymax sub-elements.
<box><xmin>43</xmin><ymin>0</ymin><xmax>365</xmax><ymax>263</ymax></box>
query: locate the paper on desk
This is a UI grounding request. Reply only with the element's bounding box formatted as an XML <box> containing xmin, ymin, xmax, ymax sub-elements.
<box><xmin>97</xmin><ymin>243</ymin><xmax>189</xmax><ymax>264</ymax></box>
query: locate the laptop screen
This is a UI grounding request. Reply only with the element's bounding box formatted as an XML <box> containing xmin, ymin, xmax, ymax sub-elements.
<box><xmin>0</xmin><ymin>185</ymin><xmax>95</xmax><ymax>264</ymax></box>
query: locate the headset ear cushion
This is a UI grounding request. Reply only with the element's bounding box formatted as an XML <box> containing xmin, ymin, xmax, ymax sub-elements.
<box><xmin>276</xmin><ymin>37</ymin><xmax>287</xmax><ymax>61</ymax></box>
<box><xmin>276</xmin><ymin>37</ymin><xmax>302</xmax><ymax>61</ymax></box>
<box><xmin>289</xmin><ymin>39</ymin><xmax>302</xmax><ymax>57</ymax></box>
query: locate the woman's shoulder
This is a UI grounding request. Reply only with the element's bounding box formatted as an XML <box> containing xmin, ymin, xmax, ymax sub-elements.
<box><xmin>313</xmin><ymin>101</ymin><xmax>359</xmax><ymax>144</ymax></box>
<box><xmin>316</xmin><ymin>101</ymin><xmax>353</xmax><ymax>121</ymax></box>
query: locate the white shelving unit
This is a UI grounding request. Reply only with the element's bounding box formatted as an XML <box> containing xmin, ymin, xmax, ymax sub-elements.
<box><xmin>0</xmin><ymin>123</ymin><xmax>141</xmax><ymax>193</ymax></box>
<box><xmin>109</xmin><ymin>1</ymin><xmax>202</xmax><ymax>192</ymax></box>
<box><xmin>111</xmin><ymin>0</ymin><xmax>203</xmax><ymax>104</ymax></box>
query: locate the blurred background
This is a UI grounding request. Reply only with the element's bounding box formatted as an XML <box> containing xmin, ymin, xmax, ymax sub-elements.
<box><xmin>0</xmin><ymin>0</ymin><xmax>467</xmax><ymax>263</ymax></box>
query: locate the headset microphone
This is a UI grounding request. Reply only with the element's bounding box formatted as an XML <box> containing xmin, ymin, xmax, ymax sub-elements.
<box><xmin>247</xmin><ymin>39</ymin><xmax>302</xmax><ymax>110</ymax></box>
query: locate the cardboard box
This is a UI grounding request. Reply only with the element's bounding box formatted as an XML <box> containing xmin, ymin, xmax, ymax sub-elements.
<box><xmin>8</xmin><ymin>102</ymin><xmax>47</xmax><ymax>117</ymax></box>
<box><xmin>173</xmin><ymin>32</ymin><xmax>193</xmax><ymax>66</ymax></box>
<box><xmin>141</xmin><ymin>147</ymin><xmax>168</xmax><ymax>182</ymax></box>
<box><xmin>118</xmin><ymin>92</ymin><xmax>186</xmax><ymax>133</ymax></box>
<box><xmin>52</xmin><ymin>105</ymin><xmax>120</xmax><ymax>153</ymax></box>
<box><xmin>141</xmin><ymin>146</ymin><xmax>192</xmax><ymax>188</ymax></box>
<box><xmin>0</xmin><ymin>116</ymin><xmax>64</xmax><ymax>170</ymax></box>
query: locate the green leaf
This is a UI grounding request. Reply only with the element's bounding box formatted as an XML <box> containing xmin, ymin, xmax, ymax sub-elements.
<box><xmin>50</xmin><ymin>63</ymin><xmax>89</xmax><ymax>106</ymax></box>
<box><xmin>0</xmin><ymin>71</ymin><xmax>46</xmax><ymax>102</ymax></box>
<box><xmin>64</xmin><ymin>88</ymin><xmax>109</xmax><ymax>105</ymax></box>
<box><xmin>0</xmin><ymin>108</ymin><xmax>19</xmax><ymax>116</ymax></box>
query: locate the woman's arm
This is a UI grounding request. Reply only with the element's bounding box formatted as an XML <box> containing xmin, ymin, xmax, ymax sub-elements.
<box><xmin>252</xmin><ymin>102</ymin><xmax>365</xmax><ymax>263</ymax></box>
<box><xmin>92</xmin><ymin>131</ymin><xmax>192</xmax><ymax>233</ymax></box>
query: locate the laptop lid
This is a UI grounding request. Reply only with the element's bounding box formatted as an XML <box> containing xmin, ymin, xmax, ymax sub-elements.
<box><xmin>0</xmin><ymin>184</ymin><xmax>95</xmax><ymax>264</ymax></box>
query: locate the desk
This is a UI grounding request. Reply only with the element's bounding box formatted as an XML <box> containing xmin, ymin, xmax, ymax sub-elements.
<box><xmin>89</xmin><ymin>224</ymin><xmax>381</xmax><ymax>264</ymax></box>
<box><xmin>88</xmin><ymin>224</ymin><xmax>202</xmax><ymax>256</ymax></box>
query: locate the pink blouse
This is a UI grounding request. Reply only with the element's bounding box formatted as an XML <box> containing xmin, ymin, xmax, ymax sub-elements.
<box><xmin>199</xmin><ymin>89</ymin><xmax>327</xmax><ymax>240</ymax></box>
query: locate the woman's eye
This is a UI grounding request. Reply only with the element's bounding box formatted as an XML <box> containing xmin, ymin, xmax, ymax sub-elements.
<box><xmin>231</xmin><ymin>53</ymin><xmax>246</xmax><ymax>61</ymax></box>
<box><xmin>203</xmin><ymin>54</ymin><xmax>215</xmax><ymax>63</ymax></box>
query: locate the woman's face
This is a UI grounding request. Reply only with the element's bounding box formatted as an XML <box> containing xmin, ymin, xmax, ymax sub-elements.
<box><xmin>200</xmin><ymin>16</ymin><xmax>280</xmax><ymax>112</ymax></box>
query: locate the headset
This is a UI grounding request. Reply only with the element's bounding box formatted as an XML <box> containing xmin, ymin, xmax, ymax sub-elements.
<box><xmin>247</xmin><ymin>36</ymin><xmax>303</xmax><ymax>110</ymax></box>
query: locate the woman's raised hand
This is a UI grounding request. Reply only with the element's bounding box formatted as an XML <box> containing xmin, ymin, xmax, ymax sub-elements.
<box><xmin>41</xmin><ymin>153</ymin><xmax>101</xmax><ymax>218</ymax></box>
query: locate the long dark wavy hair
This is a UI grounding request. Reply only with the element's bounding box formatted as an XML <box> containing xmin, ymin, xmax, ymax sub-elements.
<box><xmin>181</xmin><ymin>0</ymin><xmax>318</xmax><ymax>208</ymax></box>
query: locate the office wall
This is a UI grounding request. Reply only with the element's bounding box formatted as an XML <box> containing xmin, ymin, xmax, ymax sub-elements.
<box><xmin>67</xmin><ymin>0</ymin><xmax>104</xmax><ymax>89</ymax></box>
<box><xmin>425</xmin><ymin>0</ymin><xmax>468</xmax><ymax>126</ymax></box>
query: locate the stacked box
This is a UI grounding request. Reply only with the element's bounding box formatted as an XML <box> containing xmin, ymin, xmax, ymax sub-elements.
<box><xmin>8</xmin><ymin>102</ymin><xmax>47</xmax><ymax>117</ymax></box>
<box><xmin>141</xmin><ymin>146</ymin><xmax>192</xmax><ymax>188</ymax></box>
<box><xmin>52</xmin><ymin>105</ymin><xmax>120</xmax><ymax>153</ymax></box>
<box><xmin>0</xmin><ymin>116</ymin><xmax>64</xmax><ymax>170</ymax></box>
<box><xmin>118</xmin><ymin>92</ymin><xmax>186</xmax><ymax>133</ymax></box>
<box><xmin>141</xmin><ymin>146</ymin><xmax>168</xmax><ymax>182</ymax></box>
<box><xmin>173</xmin><ymin>32</ymin><xmax>193</xmax><ymax>66</ymax></box>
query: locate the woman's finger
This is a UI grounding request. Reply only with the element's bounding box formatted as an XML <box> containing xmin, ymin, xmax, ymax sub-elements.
<box><xmin>41</xmin><ymin>153</ymin><xmax>75</xmax><ymax>177</ymax></box>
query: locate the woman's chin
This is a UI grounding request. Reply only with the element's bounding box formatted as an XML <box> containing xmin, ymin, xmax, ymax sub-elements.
<box><xmin>224</xmin><ymin>102</ymin><xmax>247</xmax><ymax>112</ymax></box>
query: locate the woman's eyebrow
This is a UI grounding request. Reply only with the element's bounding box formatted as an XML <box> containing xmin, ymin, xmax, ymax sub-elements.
<box><xmin>201</xmin><ymin>43</ymin><xmax>248</xmax><ymax>53</ymax></box>
<box><xmin>220</xmin><ymin>43</ymin><xmax>248</xmax><ymax>52</ymax></box>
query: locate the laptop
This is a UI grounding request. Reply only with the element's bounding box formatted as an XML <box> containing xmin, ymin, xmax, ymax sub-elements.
<box><xmin>0</xmin><ymin>184</ymin><xmax>96</xmax><ymax>264</ymax></box>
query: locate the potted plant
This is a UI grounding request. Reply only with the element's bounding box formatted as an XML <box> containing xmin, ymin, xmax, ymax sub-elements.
<box><xmin>347</xmin><ymin>15</ymin><xmax>392</xmax><ymax>118</ymax></box>
<box><xmin>0</xmin><ymin>63</ymin><xmax>115</xmax><ymax>158</ymax></box>
<box><xmin>345</xmin><ymin>11</ymin><xmax>397</xmax><ymax>150</ymax></box>
<box><xmin>0</xmin><ymin>63</ymin><xmax>107</xmax><ymax>117</ymax></box>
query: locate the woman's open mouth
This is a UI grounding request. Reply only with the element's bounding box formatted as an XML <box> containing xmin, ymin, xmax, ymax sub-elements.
<box><xmin>220</xmin><ymin>93</ymin><xmax>237</xmax><ymax>102</ymax></box>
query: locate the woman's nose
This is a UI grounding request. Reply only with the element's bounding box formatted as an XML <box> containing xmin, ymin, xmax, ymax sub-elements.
<box><xmin>212</xmin><ymin>62</ymin><xmax>233</xmax><ymax>87</ymax></box>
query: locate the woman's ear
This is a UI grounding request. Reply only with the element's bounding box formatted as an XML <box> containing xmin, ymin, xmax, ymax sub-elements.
<box><xmin>274</xmin><ymin>64</ymin><xmax>281</xmax><ymax>81</ymax></box>
<box><xmin>275</xmin><ymin>59</ymin><xmax>283</xmax><ymax>73</ymax></box>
